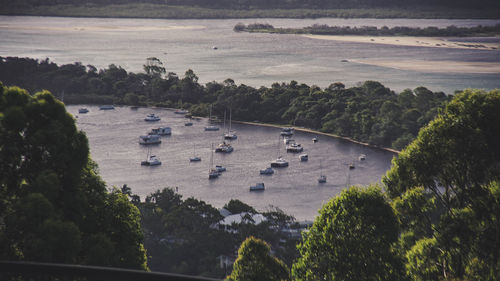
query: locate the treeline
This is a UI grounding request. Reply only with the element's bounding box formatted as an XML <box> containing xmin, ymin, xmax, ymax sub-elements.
<box><xmin>0</xmin><ymin>56</ymin><xmax>452</xmax><ymax>150</ymax></box>
<box><xmin>4</xmin><ymin>0</ymin><xmax>499</xmax><ymax>10</ymax></box>
<box><xmin>123</xmin><ymin>187</ymin><xmax>299</xmax><ymax>277</ymax></box>
<box><xmin>235</xmin><ymin>22</ymin><xmax>500</xmax><ymax>37</ymax></box>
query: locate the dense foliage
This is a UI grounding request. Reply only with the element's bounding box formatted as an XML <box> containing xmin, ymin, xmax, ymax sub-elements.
<box><xmin>292</xmin><ymin>185</ymin><xmax>402</xmax><ymax>280</ymax></box>
<box><xmin>1</xmin><ymin>4</ymin><xmax>498</xmax><ymax>19</ymax></box>
<box><xmin>236</xmin><ymin>23</ymin><xmax>500</xmax><ymax>37</ymax></box>
<box><xmin>132</xmin><ymin>188</ymin><xmax>298</xmax><ymax>278</ymax></box>
<box><xmin>0</xmin><ymin>84</ymin><xmax>147</xmax><ymax>269</ymax></box>
<box><xmin>0</xmin><ymin>57</ymin><xmax>451</xmax><ymax>150</ymax></box>
<box><xmin>384</xmin><ymin>89</ymin><xmax>500</xmax><ymax>280</ymax></box>
<box><xmin>3</xmin><ymin>0</ymin><xmax>498</xmax><ymax>10</ymax></box>
<box><xmin>227</xmin><ymin>237</ymin><xmax>290</xmax><ymax>281</ymax></box>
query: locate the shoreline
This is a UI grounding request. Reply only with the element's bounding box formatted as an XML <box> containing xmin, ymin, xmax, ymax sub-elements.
<box><xmin>350</xmin><ymin>59</ymin><xmax>500</xmax><ymax>74</ymax></box>
<box><xmin>232</xmin><ymin>120</ymin><xmax>400</xmax><ymax>154</ymax></box>
<box><xmin>302</xmin><ymin>34</ymin><xmax>500</xmax><ymax>51</ymax></box>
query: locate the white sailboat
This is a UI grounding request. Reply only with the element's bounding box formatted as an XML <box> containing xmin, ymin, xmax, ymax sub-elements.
<box><xmin>271</xmin><ymin>135</ymin><xmax>288</xmax><ymax>168</ymax></box>
<box><xmin>224</xmin><ymin>108</ymin><xmax>237</xmax><ymax>140</ymax></box>
<box><xmin>141</xmin><ymin>147</ymin><xmax>161</xmax><ymax>166</ymax></box>
<box><xmin>190</xmin><ymin>145</ymin><xmax>201</xmax><ymax>162</ymax></box>
<box><xmin>208</xmin><ymin>143</ymin><xmax>219</xmax><ymax>179</ymax></box>
<box><xmin>205</xmin><ymin>105</ymin><xmax>220</xmax><ymax>131</ymax></box>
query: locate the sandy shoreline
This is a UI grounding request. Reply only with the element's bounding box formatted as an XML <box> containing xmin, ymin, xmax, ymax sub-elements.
<box><xmin>351</xmin><ymin>59</ymin><xmax>500</xmax><ymax>74</ymax></box>
<box><xmin>232</xmin><ymin>120</ymin><xmax>400</xmax><ymax>154</ymax></box>
<box><xmin>302</xmin><ymin>34</ymin><xmax>500</xmax><ymax>50</ymax></box>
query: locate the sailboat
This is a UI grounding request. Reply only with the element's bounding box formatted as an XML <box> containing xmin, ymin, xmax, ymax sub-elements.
<box><xmin>204</xmin><ymin>105</ymin><xmax>220</xmax><ymax>131</ymax></box>
<box><xmin>141</xmin><ymin>147</ymin><xmax>161</xmax><ymax>166</ymax></box>
<box><xmin>190</xmin><ymin>145</ymin><xmax>201</xmax><ymax>162</ymax></box>
<box><xmin>224</xmin><ymin>108</ymin><xmax>237</xmax><ymax>140</ymax></box>
<box><xmin>271</xmin><ymin>135</ymin><xmax>288</xmax><ymax>168</ymax></box>
<box><xmin>209</xmin><ymin>143</ymin><xmax>220</xmax><ymax>179</ymax></box>
<box><xmin>215</xmin><ymin>110</ymin><xmax>234</xmax><ymax>153</ymax></box>
<box><xmin>318</xmin><ymin>161</ymin><xmax>326</xmax><ymax>183</ymax></box>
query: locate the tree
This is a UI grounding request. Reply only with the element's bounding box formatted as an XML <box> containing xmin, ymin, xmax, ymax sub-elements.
<box><xmin>143</xmin><ymin>57</ymin><xmax>166</xmax><ymax>78</ymax></box>
<box><xmin>224</xmin><ymin>199</ymin><xmax>256</xmax><ymax>214</ymax></box>
<box><xmin>383</xmin><ymin>89</ymin><xmax>500</xmax><ymax>280</ymax></box>
<box><xmin>0</xmin><ymin>84</ymin><xmax>147</xmax><ymax>270</ymax></box>
<box><xmin>292</xmin><ymin>185</ymin><xmax>402</xmax><ymax>281</ymax></box>
<box><xmin>228</xmin><ymin>236</ymin><xmax>290</xmax><ymax>281</ymax></box>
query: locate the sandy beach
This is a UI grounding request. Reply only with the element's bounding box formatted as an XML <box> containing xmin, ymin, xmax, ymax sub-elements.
<box><xmin>351</xmin><ymin>59</ymin><xmax>500</xmax><ymax>74</ymax></box>
<box><xmin>302</xmin><ymin>34</ymin><xmax>500</xmax><ymax>50</ymax></box>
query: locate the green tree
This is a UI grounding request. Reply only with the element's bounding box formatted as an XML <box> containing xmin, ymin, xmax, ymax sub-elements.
<box><xmin>384</xmin><ymin>89</ymin><xmax>500</xmax><ymax>280</ymax></box>
<box><xmin>0</xmin><ymin>84</ymin><xmax>147</xmax><ymax>270</ymax></box>
<box><xmin>292</xmin><ymin>185</ymin><xmax>402</xmax><ymax>281</ymax></box>
<box><xmin>228</xmin><ymin>236</ymin><xmax>290</xmax><ymax>281</ymax></box>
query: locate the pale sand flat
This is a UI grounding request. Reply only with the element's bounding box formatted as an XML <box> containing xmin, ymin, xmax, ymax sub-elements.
<box><xmin>302</xmin><ymin>34</ymin><xmax>500</xmax><ymax>51</ymax></box>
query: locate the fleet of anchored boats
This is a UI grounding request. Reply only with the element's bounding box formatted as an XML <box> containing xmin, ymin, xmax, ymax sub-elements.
<box><xmin>78</xmin><ymin>106</ymin><xmax>366</xmax><ymax>191</ymax></box>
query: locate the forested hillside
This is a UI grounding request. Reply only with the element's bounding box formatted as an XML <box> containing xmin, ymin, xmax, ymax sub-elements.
<box><xmin>0</xmin><ymin>57</ymin><xmax>451</xmax><ymax>150</ymax></box>
<box><xmin>5</xmin><ymin>0</ymin><xmax>499</xmax><ymax>9</ymax></box>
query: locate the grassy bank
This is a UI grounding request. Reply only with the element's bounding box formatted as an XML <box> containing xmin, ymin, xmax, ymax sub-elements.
<box><xmin>1</xmin><ymin>4</ymin><xmax>499</xmax><ymax>19</ymax></box>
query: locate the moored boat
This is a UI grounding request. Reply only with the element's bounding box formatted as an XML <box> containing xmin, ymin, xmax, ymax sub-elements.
<box><xmin>300</xmin><ymin>154</ymin><xmax>308</xmax><ymax>161</ymax></box>
<box><xmin>280</xmin><ymin>127</ymin><xmax>294</xmax><ymax>136</ymax></box>
<box><xmin>78</xmin><ymin>108</ymin><xmax>89</xmax><ymax>114</ymax></box>
<box><xmin>149</xmin><ymin>127</ymin><xmax>171</xmax><ymax>135</ymax></box>
<box><xmin>205</xmin><ymin>125</ymin><xmax>220</xmax><ymax>131</ymax></box>
<box><xmin>271</xmin><ymin>157</ymin><xmax>289</xmax><ymax>168</ymax></box>
<box><xmin>141</xmin><ymin>155</ymin><xmax>162</xmax><ymax>166</ymax></box>
<box><xmin>139</xmin><ymin>134</ymin><xmax>161</xmax><ymax>145</ymax></box>
<box><xmin>144</xmin><ymin>113</ymin><xmax>161</xmax><ymax>121</ymax></box>
<box><xmin>99</xmin><ymin>105</ymin><xmax>115</xmax><ymax>110</ymax></box>
<box><xmin>215</xmin><ymin>141</ymin><xmax>233</xmax><ymax>153</ymax></box>
<box><xmin>250</xmin><ymin>182</ymin><xmax>265</xmax><ymax>191</ymax></box>
<box><xmin>260</xmin><ymin>167</ymin><xmax>274</xmax><ymax>175</ymax></box>
<box><xmin>286</xmin><ymin>143</ymin><xmax>303</xmax><ymax>153</ymax></box>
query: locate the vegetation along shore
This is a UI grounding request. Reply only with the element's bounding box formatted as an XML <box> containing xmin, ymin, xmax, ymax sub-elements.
<box><xmin>1</xmin><ymin>3</ymin><xmax>500</xmax><ymax>19</ymax></box>
<box><xmin>0</xmin><ymin>56</ymin><xmax>453</xmax><ymax>150</ymax></box>
<box><xmin>2</xmin><ymin>82</ymin><xmax>499</xmax><ymax>279</ymax></box>
<box><xmin>234</xmin><ymin>22</ymin><xmax>500</xmax><ymax>37</ymax></box>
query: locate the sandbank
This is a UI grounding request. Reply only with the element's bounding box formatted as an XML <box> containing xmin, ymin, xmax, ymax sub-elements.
<box><xmin>351</xmin><ymin>59</ymin><xmax>500</xmax><ymax>74</ymax></box>
<box><xmin>302</xmin><ymin>34</ymin><xmax>500</xmax><ymax>50</ymax></box>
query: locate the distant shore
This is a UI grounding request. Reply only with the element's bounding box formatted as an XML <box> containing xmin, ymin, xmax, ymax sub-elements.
<box><xmin>1</xmin><ymin>4</ymin><xmax>500</xmax><ymax>19</ymax></box>
<box><xmin>232</xmin><ymin>120</ymin><xmax>401</xmax><ymax>154</ymax></box>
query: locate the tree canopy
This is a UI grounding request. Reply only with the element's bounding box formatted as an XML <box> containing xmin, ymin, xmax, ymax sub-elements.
<box><xmin>228</xmin><ymin>236</ymin><xmax>290</xmax><ymax>281</ymax></box>
<box><xmin>0</xmin><ymin>83</ymin><xmax>147</xmax><ymax>270</ymax></box>
<box><xmin>292</xmin><ymin>185</ymin><xmax>402</xmax><ymax>280</ymax></box>
<box><xmin>383</xmin><ymin>89</ymin><xmax>500</xmax><ymax>280</ymax></box>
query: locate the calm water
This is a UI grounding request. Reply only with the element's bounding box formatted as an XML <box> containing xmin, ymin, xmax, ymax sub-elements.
<box><xmin>1</xmin><ymin>16</ymin><xmax>500</xmax><ymax>93</ymax></box>
<box><xmin>69</xmin><ymin>105</ymin><xmax>395</xmax><ymax>220</ymax></box>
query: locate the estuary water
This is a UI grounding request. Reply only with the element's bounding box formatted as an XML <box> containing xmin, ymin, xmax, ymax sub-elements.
<box><xmin>1</xmin><ymin>16</ymin><xmax>500</xmax><ymax>93</ymax></box>
<box><xmin>69</xmin><ymin>105</ymin><xmax>395</xmax><ymax>220</ymax></box>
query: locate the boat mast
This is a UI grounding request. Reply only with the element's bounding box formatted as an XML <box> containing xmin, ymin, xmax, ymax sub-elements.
<box><xmin>210</xmin><ymin>143</ymin><xmax>214</xmax><ymax>172</ymax></box>
<box><xmin>223</xmin><ymin>110</ymin><xmax>227</xmax><ymax>138</ymax></box>
<box><xmin>229</xmin><ymin>108</ymin><xmax>232</xmax><ymax>133</ymax></box>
